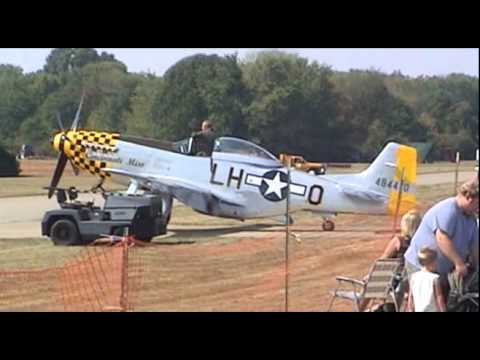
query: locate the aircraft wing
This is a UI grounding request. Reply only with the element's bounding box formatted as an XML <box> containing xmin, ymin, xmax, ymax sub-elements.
<box><xmin>104</xmin><ymin>168</ymin><xmax>244</xmax><ymax>208</ymax></box>
<box><xmin>338</xmin><ymin>184</ymin><xmax>388</xmax><ymax>202</ymax></box>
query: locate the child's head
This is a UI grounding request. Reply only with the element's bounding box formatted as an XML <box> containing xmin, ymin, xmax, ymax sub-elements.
<box><xmin>400</xmin><ymin>209</ymin><xmax>422</xmax><ymax>239</ymax></box>
<box><xmin>417</xmin><ymin>246</ymin><xmax>437</xmax><ymax>271</ymax></box>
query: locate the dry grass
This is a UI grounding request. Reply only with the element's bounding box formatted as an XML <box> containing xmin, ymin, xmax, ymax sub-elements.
<box><xmin>0</xmin><ymin>176</ymin><xmax>121</xmax><ymax>198</ymax></box>
<box><xmin>0</xmin><ymin>159</ymin><xmax>125</xmax><ymax>198</ymax></box>
<box><xmin>0</xmin><ymin>238</ymin><xmax>84</xmax><ymax>269</ymax></box>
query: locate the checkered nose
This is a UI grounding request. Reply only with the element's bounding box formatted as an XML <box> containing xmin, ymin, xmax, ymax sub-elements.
<box><xmin>61</xmin><ymin>130</ymin><xmax>120</xmax><ymax>178</ymax></box>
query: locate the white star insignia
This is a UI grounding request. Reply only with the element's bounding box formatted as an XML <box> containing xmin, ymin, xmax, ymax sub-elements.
<box><xmin>263</xmin><ymin>172</ymin><xmax>288</xmax><ymax>199</ymax></box>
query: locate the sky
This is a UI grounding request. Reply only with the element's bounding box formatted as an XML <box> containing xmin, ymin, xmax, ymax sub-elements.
<box><xmin>0</xmin><ymin>48</ymin><xmax>478</xmax><ymax>77</ymax></box>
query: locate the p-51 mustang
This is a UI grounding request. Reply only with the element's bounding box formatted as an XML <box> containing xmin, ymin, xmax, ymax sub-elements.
<box><xmin>49</xmin><ymin>96</ymin><xmax>417</xmax><ymax>232</ymax></box>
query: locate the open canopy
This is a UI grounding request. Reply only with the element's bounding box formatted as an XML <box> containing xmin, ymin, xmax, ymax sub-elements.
<box><xmin>174</xmin><ymin>135</ymin><xmax>282</xmax><ymax>166</ymax></box>
<box><xmin>212</xmin><ymin>137</ymin><xmax>282</xmax><ymax>167</ymax></box>
<box><xmin>213</xmin><ymin>137</ymin><xmax>278</xmax><ymax>161</ymax></box>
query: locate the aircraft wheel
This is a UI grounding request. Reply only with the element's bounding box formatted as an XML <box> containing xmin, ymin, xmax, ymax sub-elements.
<box><xmin>322</xmin><ymin>220</ymin><xmax>335</xmax><ymax>231</ymax></box>
<box><xmin>154</xmin><ymin>216</ymin><xmax>168</xmax><ymax>236</ymax></box>
<box><xmin>51</xmin><ymin>219</ymin><xmax>81</xmax><ymax>246</ymax></box>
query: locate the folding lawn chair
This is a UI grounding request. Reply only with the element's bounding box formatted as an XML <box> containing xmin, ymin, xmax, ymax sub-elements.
<box><xmin>327</xmin><ymin>258</ymin><xmax>403</xmax><ymax>312</ymax></box>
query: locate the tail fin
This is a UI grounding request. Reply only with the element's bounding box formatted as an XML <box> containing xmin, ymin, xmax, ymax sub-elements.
<box><xmin>362</xmin><ymin>142</ymin><xmax>417</xmax><ymax>215</ymax></box>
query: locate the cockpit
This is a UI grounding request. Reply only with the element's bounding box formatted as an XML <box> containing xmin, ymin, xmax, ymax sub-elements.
<box><xmin>213</xmin><ymin>137</ymin><xmax>278</xmax><ymax>161</ymax></box>
<box><xmin>174</xmin><ymin>136</ymin><xmax>281</xmax><ymax>166</ymax></box>
<box><xmin>213</xmin><ymin>137</ymin><xmax>282</xmax><ymax>167</ymax></box>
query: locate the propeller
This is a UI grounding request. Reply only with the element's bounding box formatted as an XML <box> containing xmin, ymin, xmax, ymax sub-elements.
<box><xmin>48</xmin><ymin>151</ymin><xmax>69</xmax><ymax>198</ymax></box>
<box><xmin>47</xmin><ymin>92</ymin><xmax>85</xmax><ymax>198</ymax></box>
<box><xmin>56</xmin><ymin>111</ymin><xmax>80</xmax><ymax>177</ymax></box>
<box><xmin>68</xmin><ymin>156</ymin><xmax>80</xmax><ymax>176</ymax></box>
<box><xmin>56</xmin><ymin>112</ymin><xmax>65</xmax><ymax>131</ymax></box>
<box><xmin>71</xmin><ymin>90</ymin><xmax>85</xmax><ymax>131</ymax></box>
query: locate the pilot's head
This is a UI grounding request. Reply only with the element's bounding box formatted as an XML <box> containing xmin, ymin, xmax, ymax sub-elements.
<box><xmin>202</xmin><ymin>120</ymin><xmax>213</xmax><ymax>132</ymax></box>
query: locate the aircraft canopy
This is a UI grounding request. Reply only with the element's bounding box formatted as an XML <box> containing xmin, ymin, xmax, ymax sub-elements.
<box><xmin>213</xmin><ymin>137</ymin><xmax>278</xmax><ymax>161</ymax></box>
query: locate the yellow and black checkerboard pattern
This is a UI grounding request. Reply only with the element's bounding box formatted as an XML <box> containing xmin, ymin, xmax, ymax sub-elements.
<box><xmin>63</xmin><ymin>130</ymin><xmax>120</xmax><ymax>179</ymax></box>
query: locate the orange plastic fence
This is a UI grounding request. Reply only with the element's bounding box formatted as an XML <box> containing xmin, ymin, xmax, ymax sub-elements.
<box><xmin>0</xmin><ymin>238</ymin><xmax>144</xmax><ymax>312</ymax></box>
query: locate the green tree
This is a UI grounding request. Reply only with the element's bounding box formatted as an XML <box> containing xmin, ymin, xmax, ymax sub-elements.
<box><xmin>123</xmin><ymin>74</ymin><xmax>164</xmax><ymax>137</ymax></box>
<box><xmin>152</xmin><ymin>53</ymin><xmax>248</xmax><ymax>141</ymax></box>
<box><xmin>16</xmin><ymin>59</ymin><xmax>134</xmax><ymax>155</ymax></box>
<box><xmin>387</xmin><ymin>73</ymin><xmax>478</xmax><ymax>159</ymax></box>
<box><xmin>0</xmin><ymin>65</ymin><xmax>38</xmax><ymax>151</ymax></box>
<box><xmin>80</xmin><ymin>61</ymin><xmax>138</xmax><ymax>131</ymax></box>
<box><xmin>44</xmin><ymin>48</ymin><xmax>126</xmax><ymax>75</ymax></box>
<box><xmin>242</xmin><ymin>51</ymin><xmax>341</xmax><ymax>160</ymax></box>
<box><xmin>333</xmin><ymin>70</ymin><xmax>422</xmax><ymax>160</ymax></box>
<box><xmin>18</xmin><ymin>84</ymin><xmax>83</xmax><ymax>155</ymax></box>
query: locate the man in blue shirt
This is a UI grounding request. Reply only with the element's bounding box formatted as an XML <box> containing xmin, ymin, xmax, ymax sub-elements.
<box><xmin>404</xmin><ymin>177</ymin><xmax>479</xmax><ymax>293</ymax></box>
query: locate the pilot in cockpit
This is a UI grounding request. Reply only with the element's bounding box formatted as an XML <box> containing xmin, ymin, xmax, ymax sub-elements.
<box><xmin>190</xmin><ymin>120</ymin><xmax>216</xmax><ymax>156</ymax></box>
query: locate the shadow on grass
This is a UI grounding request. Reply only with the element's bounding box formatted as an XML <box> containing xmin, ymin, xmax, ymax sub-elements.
<box><xmin>150</xmin><ymin>223</ymin><xmax>381</xmax><ymax>246</ymax></box>
<box><xmin>159</xmin><ymin>223</ymin><xmax>279</xmax><ymax>241</ymax></box>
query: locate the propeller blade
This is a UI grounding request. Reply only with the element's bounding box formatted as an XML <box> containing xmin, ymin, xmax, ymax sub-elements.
<box><xmin>48</xmin><ymin>152</ymin><xmax>68</xmax><ymax>198</ymax></box>
<box><xmin>56</xmin><ymin>112</ymin><xmax>65</xmax><ymax>131</ymax></box>
<box><xmin>69</xmin><ymin>158</ymin><xmax>80</xmax><ymax>176</ymax></box>
<box><xmin>71</xmin><ymin>90</ymin><xmax>85</xmax><ymax>131</ymax></box>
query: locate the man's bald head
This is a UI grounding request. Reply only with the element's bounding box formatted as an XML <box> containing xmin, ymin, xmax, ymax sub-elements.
<box><xmin>457</xmin><ymin>177</ymin><xmax>479</xmax><ymax>216</ymax></box>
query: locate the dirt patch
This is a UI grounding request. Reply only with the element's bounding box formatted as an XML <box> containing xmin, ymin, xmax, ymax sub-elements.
<box><xmin>417</xmin><ymin>171</ymin><xmax>476</xmax><ymax>186</ymax></box>
<box><xmin>128</xmin><ymin>212</ymin><xmax>396</xmax><ymax>311</ymax></box>
<box><xmin>0</xmin><ymin>210</ymin><xmax>398</xmax><ymax>312</ymax></box>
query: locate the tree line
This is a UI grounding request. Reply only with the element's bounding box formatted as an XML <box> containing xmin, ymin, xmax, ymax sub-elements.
<box><xmin>0</xmin><ymin>48</ymin><xmax>478</xmax><ymax>164</ymax></box>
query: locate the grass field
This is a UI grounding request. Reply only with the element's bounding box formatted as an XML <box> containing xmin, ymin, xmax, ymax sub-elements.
<box><xmin>0</xmin><ymin>175</ymin><xmax>122</xmax><ymax>198</ymax></box>
<box><xmin>0</xmin><ymin>159</ymin><xmax>126</xmax><ymax>198</ymax></box>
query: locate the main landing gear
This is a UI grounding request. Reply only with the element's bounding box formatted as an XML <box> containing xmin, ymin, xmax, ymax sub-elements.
<box><xmin>322</xmin><ymin>219</ymin><xmax>335</xmax><ymax>231</ymax></box>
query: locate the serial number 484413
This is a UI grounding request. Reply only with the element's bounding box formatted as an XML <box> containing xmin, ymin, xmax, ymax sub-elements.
<box><xmin>375</xmin><ymin>177</ymin><xmax>410</xmax><ymax>192</ymax></box>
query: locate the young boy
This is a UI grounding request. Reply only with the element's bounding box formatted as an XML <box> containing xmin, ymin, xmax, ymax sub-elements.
<box><xmin>407</xmin><ymin>247</ymin><xmax>446</xmax><ymax>312</ymax></box>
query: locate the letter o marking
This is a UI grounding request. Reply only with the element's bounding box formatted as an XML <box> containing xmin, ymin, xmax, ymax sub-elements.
<box><xmin>308</xmin><ymin>185</ymin><xmax>324</xmax><ymax>205</ymax></box>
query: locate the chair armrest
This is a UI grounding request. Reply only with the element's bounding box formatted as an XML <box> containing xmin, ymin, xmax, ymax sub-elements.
<box><xmin>335</xmin><ymin>276</ymin><xmax>365</xmax><ymax>287</ymax></box>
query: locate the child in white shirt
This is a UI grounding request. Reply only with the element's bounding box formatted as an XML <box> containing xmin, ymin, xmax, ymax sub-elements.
<box><xmin>407</xmin><ymin>247</ymin><xmax>446</xmax><ymax>312</ymax></box>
